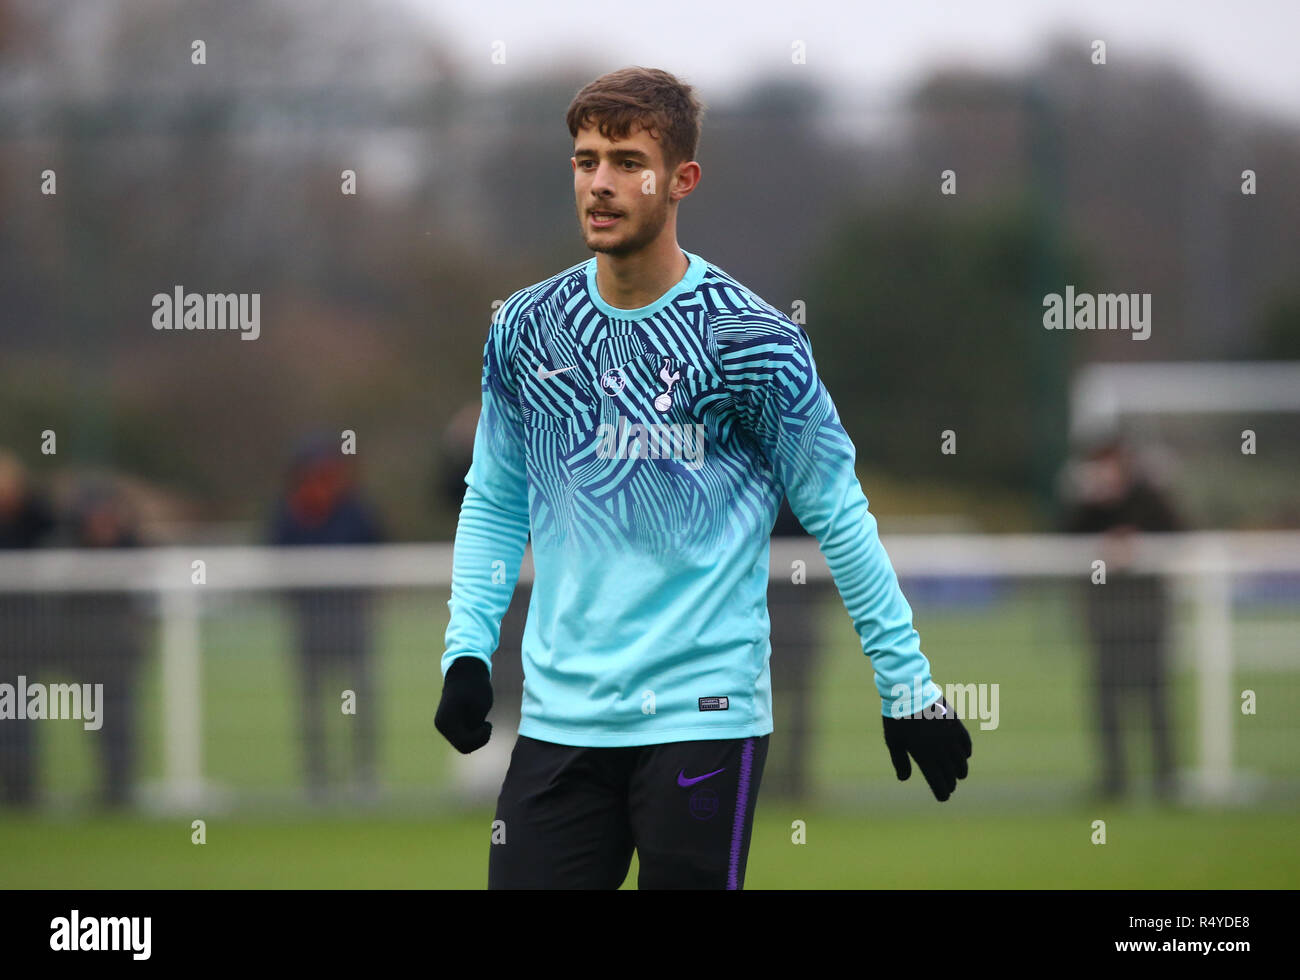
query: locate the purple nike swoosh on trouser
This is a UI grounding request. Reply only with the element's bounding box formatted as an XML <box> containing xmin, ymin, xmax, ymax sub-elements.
<box><xmin>676</xmin><ymin>767</ymin><xmax>726</xmax><ymax>787</ymax></box>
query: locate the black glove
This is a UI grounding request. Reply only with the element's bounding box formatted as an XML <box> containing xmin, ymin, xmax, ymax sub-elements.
<box><xmin>435</xmin><ymin>656</ymin><xmax>494</xmax><ymax>753</ymax></box>
<box><xmin>882</xmin><ymin>695</ymin><xmax>972</xmax><ymax>801</ymax></box>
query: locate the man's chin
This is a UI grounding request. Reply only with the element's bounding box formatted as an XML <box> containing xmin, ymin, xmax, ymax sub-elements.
<box><xmin>582</xmin><ymin>217</ymin><xmax>660</xmax><ymax>257</ymax></box>
<box><xmin>586</xmin><ymin>236</ymin><xmax>634</xmax><ymax>257</ymax></box>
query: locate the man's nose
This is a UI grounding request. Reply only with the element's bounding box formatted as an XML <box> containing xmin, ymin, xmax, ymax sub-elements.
<box><xmin>589</xmin><ymin>160</ymin><xmax>619</xmax><ymax>193</ymax></box>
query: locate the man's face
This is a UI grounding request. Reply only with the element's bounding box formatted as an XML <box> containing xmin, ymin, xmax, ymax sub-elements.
<box><xmin>0</xmin><ymin>470</ymin><xmax>22</xmax><ymax>518</ymax></box>
<box><xmin>1077</xmin><ymin>446</ymin><xmax>1130</xmax><ymax>502</ymax></box>
<box><xmin>82</xmin><ymin>505</ymin><xmax>122</xmax><ymax>547</ymax></box>
<box><xmin>572</xmin><ymin>122</ymin><xmax>675</xmax><ymax>257</ymax></box>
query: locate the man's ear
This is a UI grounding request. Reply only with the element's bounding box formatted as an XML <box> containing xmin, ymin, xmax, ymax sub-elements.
<box><xmin>671</xmin><ymin>161</ymin><xmax>702</xmax><ymax>201</ymax></box>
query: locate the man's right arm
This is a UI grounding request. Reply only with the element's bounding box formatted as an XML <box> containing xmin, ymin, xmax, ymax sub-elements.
<box><xmin>441</xmin><ymin>293</ymin><xmax>533</xmax><ymax>678</ymax></box>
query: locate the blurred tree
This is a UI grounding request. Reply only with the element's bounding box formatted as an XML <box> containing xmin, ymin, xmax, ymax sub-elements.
<box><xmin>3</xmin><ymin>10</ymin><xmax>1299</xmax><ymax>536</ymax></box>
<box><xmin>805</xmin><ymin>197</ymin><xmax>1085</xmax><ymax>498</ymax></box>
<box><xmin>1256</xmin><ymin>293</ymin><xmax>1300</xmax><ymax>360</ymax></box>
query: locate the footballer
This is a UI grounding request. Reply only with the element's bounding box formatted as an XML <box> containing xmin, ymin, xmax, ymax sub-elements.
<box><xmin>437</xmin><ymin>66</ymin><xmax>972</xmax><ymax>889</ymax></box>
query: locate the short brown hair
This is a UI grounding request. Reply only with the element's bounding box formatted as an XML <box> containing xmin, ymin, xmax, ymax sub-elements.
<box><xmin>566</xmin><ymin>67</ymin><xmax>705</xmax><ymax>174</ymax></box>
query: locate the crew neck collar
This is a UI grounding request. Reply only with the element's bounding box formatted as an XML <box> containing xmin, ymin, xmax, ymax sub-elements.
<box><xmin>585</xmin><ymin>249</ymin><xmax>706</xmax><ymax>320</ymax></box>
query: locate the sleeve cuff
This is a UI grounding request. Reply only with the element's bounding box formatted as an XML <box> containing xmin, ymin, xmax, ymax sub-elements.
<box><xmin>883</xmin><ymin>679</ymin><xmax>943</xmax><ymax>718</ymax></box>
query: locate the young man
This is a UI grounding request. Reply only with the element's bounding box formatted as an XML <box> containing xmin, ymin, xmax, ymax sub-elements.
<box><xmin>437</xmin><ymin>67</ymin><xmax>971</xmax><ymax>889</ymax></box>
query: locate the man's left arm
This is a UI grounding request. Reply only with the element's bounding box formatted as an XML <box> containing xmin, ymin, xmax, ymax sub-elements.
<box><xmin>729</xmin><ymin>316</ymin><xmax>971</xmax><ymax>799</ymax></box>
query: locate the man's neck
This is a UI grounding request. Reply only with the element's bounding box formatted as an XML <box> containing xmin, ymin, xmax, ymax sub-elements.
<box><xmin>595</xmin><ymin>241</ymin><xmax>689</xmax><ymax>310</ymax></box>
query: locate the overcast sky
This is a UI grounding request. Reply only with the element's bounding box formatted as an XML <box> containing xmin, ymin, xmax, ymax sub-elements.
<box><xmin>398</xmin><ymin>0</ymin><xmax>1300</xmax><ymax>123</ymax></box>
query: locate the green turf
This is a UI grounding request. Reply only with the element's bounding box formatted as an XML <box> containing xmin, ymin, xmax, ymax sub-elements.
<box><xmin>1</xmin><ymin>808</ymin><xmax>1296</xmax><ymax>888</ymax></box>
<box><xmin>11</xmin><ymin>585</ymin><xmax>1298</xmax><ymax>887</ymax></box>
<box><xmin>32</xmin><ymin>589</ymin><xmax>1300</xmax><ymax>800</ymax></box>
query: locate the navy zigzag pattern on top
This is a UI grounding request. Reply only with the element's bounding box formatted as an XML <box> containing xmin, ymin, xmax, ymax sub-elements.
<box><xmin>480</xmin><ymin>255</ymin><xmax>852</xmax><ymax>558</ymax></box>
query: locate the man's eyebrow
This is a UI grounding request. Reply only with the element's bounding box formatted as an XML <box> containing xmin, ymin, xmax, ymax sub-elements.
<box><xmin>574</xmin><ymin>148</ymin><xmax>649</xmax><ymax>160</ymax></box>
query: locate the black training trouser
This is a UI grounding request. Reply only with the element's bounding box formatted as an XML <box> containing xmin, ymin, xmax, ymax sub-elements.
<box><xmin>488</xmin><ymin>733</ymin><xmax>769</xmax><ymax>890</ymax></box>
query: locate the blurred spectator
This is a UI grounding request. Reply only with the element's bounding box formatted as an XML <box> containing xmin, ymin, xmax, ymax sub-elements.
<box><xmin>439</xmin><ymin>401</ymin><xmax>521</xmax><ymax>799</ymax></box>
<box><xmin>60</xmin><ymin>480</ymin><xmax>147</xmax><ymax>809</ymax></box>
<box><xmin>438</xmin><ymin>403</ymin><xmax>481</xmax><ymax>512</ymax></box>
<box><xmin>0</xmin><ymin>451</ymin><xmax>57</xmax><ymax>808</ymax></box>
<box><xmin>268</xmin><ymin>436</ymin><xmax>385</xmax><ymax>800</ymax></box>
<box><xmin>765</xmin><ymin>497</ymin><xmax>828</xmax><ymax>800</ymax></box>
<box><xmin>1059</xmin><ymin>432</ymin><xmax>1185</xmax><ymax>802</ymax></box>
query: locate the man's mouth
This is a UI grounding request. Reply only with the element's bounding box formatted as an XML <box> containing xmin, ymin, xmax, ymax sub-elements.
<box><xmin>589</xmin><ymin>210</ymin><xmax>622</xmax><ymax>227</ymax></box>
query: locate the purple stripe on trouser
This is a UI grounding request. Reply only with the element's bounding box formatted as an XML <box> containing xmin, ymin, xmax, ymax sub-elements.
<box><xmin>726</xmin><ymin>737</ymin><xmax>756</xmax><ymax>890</ymax></box>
